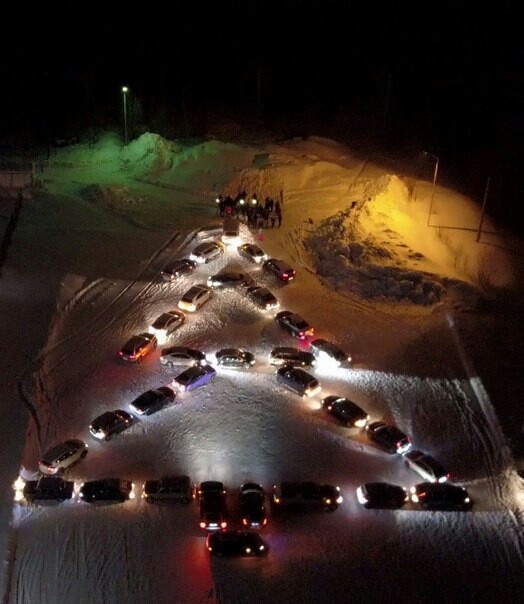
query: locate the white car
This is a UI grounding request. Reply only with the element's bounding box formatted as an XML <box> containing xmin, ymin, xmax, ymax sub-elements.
<box><xmin>237</xmin><ymin>243</ymin><xmax>268</xmax><ymax>264</ymax></box>
<box><xmin>38</xmin><ymin>439</ymin><xmax>88</xmax><ymax>475</ymax></box>
<box><xmin>149</xmin><ymin>310</ymin><xmax>185</xmax><ymax>341</ymax></box>
<box><xmin>404</xmin><ymin>450</ymin><xmax>450</xmax><ymax>483</ymax></box>
<box><xmin>189</xmin><ymin>241</ymin><xmax>224</xmax><ymax>264</ymax></box>
<box><xmin>310</xmin><ymin>339</ymin><xmax>351</xmax><ymax>367</ymax></box>
<box><xmin>178</xmin><ymin>285</ymin><xmax>213</xmax><ymax>312</ymax></box>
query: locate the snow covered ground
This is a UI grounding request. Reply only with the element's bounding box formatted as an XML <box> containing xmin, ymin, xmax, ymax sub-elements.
<box><xmin>1</xmin><ymin>133</ymin><xmax>523</xmax><ymax>603</ymax></box>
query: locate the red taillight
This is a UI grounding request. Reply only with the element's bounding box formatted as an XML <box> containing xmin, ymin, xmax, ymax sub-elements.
<box><xmin>396</xmin><ymin>441</ymin><xmax>402</xmax><ymax>449</ymax></box>
<box><xmin>129</xmin><ymin>354</ymin><xmax>136</xmax><ymax>360</ymax></box>
<box><xmin>220</xmin><ymin>521</ymin><xmax>227</xmax><ymax>528</ymax></box>
<box><xmin>282</xmin><ymin>273</ymin><xmax>289</xmax><ymax>279</ymax></box>
<box><xmin>263</xmin><ymin>518</ymin><xmax>268</xmax><ymax>526</ymax></box>
<box><xmin>242</xmin><ymin>518</ymin><xmax>247</xmax><ymax>526</ymax></box>
<box><xmin>199</xmin><ymin>522</ymin><xmax>206</xmax><ymax>528</ymax></box>
<box><xmin>118</xmin><ymin>351</ymin><xmax>123</xmax><ymax>356</ymax></box>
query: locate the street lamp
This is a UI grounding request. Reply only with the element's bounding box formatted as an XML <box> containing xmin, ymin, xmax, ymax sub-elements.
<box><xmin>122</xmin><ymin>86</ymin><xmax>129</xmax><ymax>145</ymax></box>
<box><xmin>424</xmin><ymin>150</ymin><xmax>439</xmax><ymax>227</ymax></box>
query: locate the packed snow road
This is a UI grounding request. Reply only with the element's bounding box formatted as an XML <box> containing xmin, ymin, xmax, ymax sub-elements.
<box><xmin>6</xmin><ymin>224</ymin><xmax>524</xmax><ymax>603</ymax></box>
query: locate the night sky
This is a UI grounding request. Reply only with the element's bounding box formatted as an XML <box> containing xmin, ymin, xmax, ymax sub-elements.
<box><xmin>1</xmin><ymin>1</ymin><xmax>522</xmax><ymax>231</ymax></box>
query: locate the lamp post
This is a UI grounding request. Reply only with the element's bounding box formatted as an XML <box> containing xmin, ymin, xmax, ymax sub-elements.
<box><xmin>122</xmin><ymin>86</ymin><xmax>129</xmax><ymax>145</ymax></box>
<box><xmin>424</xmin><ymin>150</ymin><xmax>439</xmax><ymax>227</ymax></box>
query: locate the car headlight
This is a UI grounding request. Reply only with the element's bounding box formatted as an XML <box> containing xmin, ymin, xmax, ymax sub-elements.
<box><xmin>464</xmin><ymin>497</ymin><xmax>470</xmax><ymax>503</ymax></box>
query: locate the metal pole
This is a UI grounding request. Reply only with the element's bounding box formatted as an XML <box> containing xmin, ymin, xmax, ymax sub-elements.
<box><xmin>476</xmin><ymin>176</ymin><xmax>490</xmax><ymax>243</ymax></box>
<box><xmin>426</xmin><ymin>153</ymin><xmax>439</xmax><ymax>227</ymax></box>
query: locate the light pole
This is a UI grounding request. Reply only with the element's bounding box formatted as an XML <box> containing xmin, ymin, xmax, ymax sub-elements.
<box><xmin>424</xmin><ymin>150</ymin><xmax>439</xmax><ymax>227</ymax></box>
<box><xmin>122</xmin><ymin>86</ymin><xmax>129</xmax><ymax>145</ymax></box>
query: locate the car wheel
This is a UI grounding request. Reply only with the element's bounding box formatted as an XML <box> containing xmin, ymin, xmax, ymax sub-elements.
<box><xmin>146</xmin><ymin>497</ymin><xmax>155</xmax><ymax>504</ymax></box>
<box><xmin>180</xmin><ymin>497</ymin><xmax>190</xmax><ymax>504</ymax></box>
<box><xmin>167</xmin><ymin>361</ymin><xmax>174</xmax><ymax>368</ymax></box>
<box><xmin>80</xmin><ymin>450</ymin><xmax>88</xmax><ymax>459</ymax></box>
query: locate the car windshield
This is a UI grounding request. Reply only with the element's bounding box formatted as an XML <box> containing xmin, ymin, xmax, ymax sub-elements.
<box><xmin>182</xmin><ymin>287</ymin><xmax>201</xmax><ymax>302</ymax></box>
<box><xmin>153</xmin><ymin>314</ymin><xmax>172</xmax><ymax>328</ymax></box>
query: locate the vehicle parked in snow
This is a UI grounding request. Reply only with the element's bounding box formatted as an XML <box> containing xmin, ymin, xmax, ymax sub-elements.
<box><xmin>160</xmin><ymin>259</ymin><xmax>196</xmax><ymax>282</ymax></box>
<box><xmin>276</xmin><ymin>364</ymin><xmax>321</xmax><ymax>397</ymax></box>
<box><xmin>237</xmin><ymin>243</ymin><xmax>268</xmax><ymax>264</ymax></box>
<box><xmin>365</xmin><ymin>421</ymin><xmax>412</xmax><ymax>454</ymax></box>
<box><xmin>410</xmin><ymin>482</ymin><xmax>472</xmax><ymax>510</ymax></box>
<box><xmin>189</xmin><ymin>241</ymin><xmax>224</xmax><ymax>264</ymax></box>
<box><xmin>172</xmin><ymin>364</ymin><xmax>217</xmax><ymax>392</ymax></box>
<box><xmin>240</xmin><ymin>483</ymin><xmax>267</xmax><ymax>528</ymax></box>
<box><xmin>142</xmin><ymin>475</ymin><xmax>195</xmax><ymax>504</ymax></box>
<box><xmin>149</xmin><ymin>311</ymin><xmax>185</xmax><ymax>339</ymax></box>
<box><xmin>275</xmin><ymin>311</ymin><xmax>314</xmax><ymax>340</ymax></box>
<box><xmin>160</xmin><ymin>346</ymin><xmax>207</xmax><ymax>368</ymax></box>
<box><xmin>404</xmin><ymin>450</ymin><xmax>450</xmax><ymax>483</ymax></box>
<box><xmin>14</xmin><ymin>476</ymin><xmax>75</xmax><ymax>504</ymax></box>
<box><xmin>206</xmin><ymin>531</ymin><xmax>268</xmax><ymax>557</ymax></box>
<box><xmin>38</xmin><ymin>439</ymin><xmax>88</xmax><ymax>475</ymax></box>
<box><xmin>356</xmin><ymin>482</ymin><xmax>409</xmax><ymax>509</ymax></box>
<box><xmin>89</xmin><ymin>410</ymin><xmax>134</xmax><ymax>440</ymax></box>
<box><xmin>309</xmin><ymin>339</ymin><xmax>351</xmax><ymax>367</ymax></box>
<box><xmin>272</xmin><ymin>482</ymin><xmax>342</xmax><ymax>512</ymax></box>
<box><xmin>118</xmin><ymin>332</ymin><xmax>158</xmax><ymax>363</ymax></box>
<box><xmin>128</xmin><ymin>386</ymin><xmax>176</xmax><ymax>416</ymax></box>
<box><xmin>215</xmin><ymin>348</ymin><xmax>255</xmax><ymax>369</ymax></box>
<box><xmin>79</xmin><ymin>479</ymin><xmax>135</xmax><ymax>503</ymax></box>
<box><xmin>269</xmin><ymin>347</ymin><xmax>316</xmax><ymax>368</ymax></box>
<box><xmin>199</xmin><ymin>481</ymin><xmax>228</xmax><ymax>530</ymax></box>
<box><xmin>207</xmin><ymin>271</ymin><xmax>254</xmax><ymax>289</ymax></box>
<box><xmin>322</xmin><ymin>396</ymin><xmax>370</xmax><ymax>429</ymax></box>
<box><xmin>246</xmin><ymin>286</ymin><xmax>279</xmax><ymax>311</ymax></box>
<box><xmin>262</xmin><ymin>258</ymin><xmax>296</xmax><ymax>282</ymax></box>
<box><xmin>178</xmin><ymin>284</ymin><xmax>213</xmax><ymax>312</ymax></box>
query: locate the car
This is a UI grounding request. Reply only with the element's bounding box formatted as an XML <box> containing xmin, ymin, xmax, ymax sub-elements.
<box><xmin>79</xmin><ymin>479</ymin><xmax>135</xmax><ymax>503</ymax></box>
<box><xmin>207</xmin><ymin>271</ymin><xmax>255</xmax><ymax>289</ymax></box>
<box><xmin>89</xmin><ymin>409</ymin><xmax>134</xmax><ymax>440</ymax></box>
<box><xmin>240</xmin><ymin>483</ymin><xmax>267</xmax><ymax>528</ymax></box>
<box><xmin>322</xmin><ymin>396</ymin><xmax>370</xmax><ymax>429</ymax></box>
<box><xmin>356</xmin><ymin>482</ymin><xmax>409</xmax><ymax>509</ymax></box>
<box><xmin>142</xmin><ymin>475</ymin><xmax>195</xmax><ymax>504</ymax></box>
<box><xmin>309</xmin><ymin>338</ymin><xmax>351</xmax><ymax>367</ymax></box>
<box><xmin>237</xmin><ymin>243</ymin><xmax>268</xmax><ymax>264</ymax></box>
<box><xmin>195</xmin><ymin>223</ymin><xmax>223</xmax><ymax>241</ymax></box>
<box><xmin>272</xmin><ymin>482</ymin><xmax>343</xmax><ymax>512</ymax></box>
<box><xmin>189</xmin><ymin>241</ymin><xmax>224</xmax><ymax>264</ymax></box>
<box><xmin>149</xmin><ymin>310</ymin><xmax>185</xmax><ymax>340</ymax></box>
<box><xmin>246</xmin><ymin>286</ymin><xmax>280</xmax><ymax>311</ymax></box>
<box><xmin>206</xmin><ymin>530</ymin><xmax>269</xmax><ymax>557</ymax></box>
<box><xmin>178</xmin><ymin>284</ymin><xmax>213</xmax><ymax>312</ymax></box>
<box><xmin>276</xmin><ymin>364</ymin><xmax>321</xmax><ymax>397</ymax></box>
<box><xmin>160</xmin><ymin>259</ymin><xmax>196</xmax><ymax>282</ymax></box>
<box><xmin>365</xmin><ymin>421</ymin><xmax>412</xmax><ymax>454</ymax></box>
<box><xmin>221</xmin><ymin>217</ymin><xmax>241</xmax><ymax>246</ymax></box>
<box><xmin>38</xmin><ymin>439</ymin><xmax>88</xmax><ymax>475</ymax></box>
<box><xmin>199</xmin><ymin>481</ymin><xmax>228</xmax><ymax>530</ymax></box>
<box><xmin>128</xmin><ymin>386</ymin><xmax>176</xmax><ymax>416</ymax></box>
<box><xmin>410</xmin><ymin>482</ymin><xmax>473</xmax><ymax>511</ymax></box>
<box><xmin>160</xmin><ymin>346</ymin><xmax>207</xmax><ymax>368</ymax></box>
<box><xmin>404</xmin><ymin>450</ymin><xmax>450</xmax><ymax>483</ymax></box>
<box><xmin>118</xmin><ymin>332</ymin><xmax>158</xmax><ymax>363</ymax></box>
<box><xmin>215</xmin><ymin>348</ymin><xmax>255</xmax><ymax>369</ymax></box>
<box><xmin>262</xmin><ymin>258</ymin><xmax>296</xmax><ymax>282</ymax></box>
<box><xmin>14</xmin><ymin>476</ymin><xmax>75</xmax><ymax>504</ymax></box>
<box><xmin>172</xmin><ymin>364</ymin><xmax>217</xmax><ymax>392</ymax></box>
<box><xmin>269</xmin><ymin>346</ymin><xmax>316</xmax><ymax>368</ymax></box>
<box><xmin>275</xmin><ymin>310</ymin><xmax>314</xmax><ymax>340</ymax></box>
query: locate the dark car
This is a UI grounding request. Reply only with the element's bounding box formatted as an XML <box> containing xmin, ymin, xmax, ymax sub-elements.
<box><xmin>275</xmin><ymin>310</ymin><xmax>314</xmax><ymax>340</ymax></box>
<box><xmin>272</xmin><ymin>482</ymin><xmax>343</xmax><ymax>512</ymax></box>
<box><xmin>207</xmin><ymin>271</ymin><xmax>255</xmax><ymax>289</ymax></box>
<box><xmin>322</xmin><ymin>396</ymin><xmax>370</xmax><ymax>429</ymax></box>
<box><xmin>269</xmin><ymin>346</ymin><xmax>316</xmax><ymax>368</ymax></box>
<box><xmin>237</xmin><ymin>243</ymin><xmax>268</xmax><ymax>264</ymax></box>
<box><xmin>246</xmin><ymin>286</ymin><xmax>280</xmax><ymax>311</ymax></box>
<box><xmin>309</xmin><ymin>338</ymin><xmax>351</xmax><ymax>367</ymax></box>
<box><xmin>89</xmin><ymin>409</ymin><xmax>134</xmax><ymax>440</ymax></box>
<box><xmin>128</xmin><ymin>386</ymin><xmax>176</xmax><ymax>416</ymax></box>
<box><xmin>404</xmin><ymin>450</ymin><xmax>450</xmax><ymax>483</ymax></box>
<box><xmin>16</xmin><ymin>476</ymin><xmax>75</xmax><ymax>504</ymax></box>
<box><xmin>206</xmin><ymin>530</ymin><xmax>269</xmax><ymax>557</ymax></box>
<box><xmin>215</xmin><ymin>348</ymin><xmax>255</xmax><ymax>369</ymax></box>
<box><xmin>160</xmin><ymin>346</ymin><xmax>207</xmax><ymax>368</ymax></box>
<box><xmin>199</xmin><ymin>481</ymin><xmax>228</xmax><ymax>530</ymax></box>
<box><xmin>240</xmin><ymin>483</ymin><xmax>267</xmax><ymax>528</ymax></box>
<box><xmin>262</xmin><ymin>258</ymin><xmax>296</xmax><ymax>282</ymax></box>
<box><xmin>276</xmin><ymin>364</ymin><xmax>321</xmax><ymax>398</ymax></box>
<box><xmin>160</xmin><ymin>259</ymin><xmax>196</xmax><ymax>282</ymax></box>
<box><xmin>172</xmin><ymin>364</ymin><xmax>217</xmax><ymax>392</ymax></box>
<box><xmin>410</xmin><ymin>483</ymin><xmax>473</xmax><ymax>510</ymax></box>
<box><xmin>142</xmin><ymin>475</ymin><xmax>195</xmax><ymax>504</ymax></box>
<box><xmin>365</xmin><ymin>421</ymin><xmax>412</xmax><ymax>454</ymax></box>
<box><xmin>356</xmin><ymin>482</ymin><xmax>408</xmax><ymax>509</ymax></box>
<box><xmin>79</xmin><ymin>479</ymin><xmax>135</xmax><ymax>503</ymax></box>
<box><xmin>118</xmin><ymin>332</ymin><xmax>158</xmax><ymax>363</ymax></box>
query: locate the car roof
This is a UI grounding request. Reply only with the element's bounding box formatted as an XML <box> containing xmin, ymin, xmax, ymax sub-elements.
<box><xmin>217</xmin><ymin>348</ymin><xmax>244</xmax><ymax>355</ymax></box>
<box><xmin>162</xmin><ymin>346</ymin><xmax>202</xmax><ymax>356</ymax></box>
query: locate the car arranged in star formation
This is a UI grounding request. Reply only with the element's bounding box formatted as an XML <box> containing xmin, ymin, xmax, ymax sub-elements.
<box><xmin>160</xmin><ymin>259</ymin><xmax>196</xmax><ymax>282</ymax></box>
<box><xmin>356</xmin><ymin>482</ymin><xmax>409</xmax><ymax>509</ymax></box>
<box><xmin>128</xmin><ymin>386</ymin><xmax>176</xmax><ymax>416</ymax></box>
<box><xmin>118</xmin><ymin>332</ymin><xmax>158</xmax><ymax>363</ymax></box>
<box><xmin>365</xmin><ymin>421</ymin><xmax>412</xmax><ymax>454</ymax></box>
<box><xmin>237</xmin><ymin>243</ymin><xmax>268</xmax><ymax>264</ymax></box>
<box><xmin>275</xmin><ymin>310</ymin><xmax>314</xmax><ymax>340</ymax></box>
<box><xmin>160</xmin><ymin>346</ymin><xmax>207</xmax><ymax>368</ymax></box>
<box><xmin>246</xmin><ymin>286</ymin><xmax>280</xmax><ymax>311</ymax></box>
<box><xmin>89</xmin><ymin>410</ymin><xmax>134</xmax><ymax>440</ymax></box>
<box><xmin>276</xmin><ymin>364</ymin><xmax>321</xmax><ymax>397</ymax></box>
<box><xmin>172</xmin><ymin>364</ymin><xmax>217</xmax><ymax>392</ymax></box>
<box><xmin>206</xmin><ymin>530</ymin><xmax>269</xmax><ymax>557</ymax></box>
<box><xmin>79</xmin><ymin>479</ymin><xmax>136</xmax><ymax>503</ymax></box>
<box><xmin>322</xmin><ymin>396</ymin><xmax>370</xmax><ymax>429</ymax></box>
<box><xmin>215</xmin><ymin>348</ymin><xmax>255</xmax><ymax>369</ymax></box>
<box><xmin>240</xmin><ymin>483</ymin><xmax>268</xmax><ymax>528</ymax></box>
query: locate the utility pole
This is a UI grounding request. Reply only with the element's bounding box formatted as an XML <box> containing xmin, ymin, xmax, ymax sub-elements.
<box><xmin>476</xmin><ymin>176</ymin><xmax>491</xmax><ymax>243</ymax></box>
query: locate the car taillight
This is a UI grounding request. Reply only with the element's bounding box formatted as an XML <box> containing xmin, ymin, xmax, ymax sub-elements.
<box><xmin>129</xmin><ymin>354</ymin><xmax>136</xmax><ymax>360</ymax></box>
<box><xmin>220</xmin><ymin>521</ymin><xmax>227</xmax><ymax>528</ymax></box>
<box><xmin>242</xmin><ymin>518</ymin><xmax>247</xmax><ymax>526</ymax></box>
<box><xmin>263</xmin><ymin>518</ymin><xmax>268</xmax><ymax>526</ymax></box>
<box><xmin>118</xmin><ymin>351</ymin><xmax>123</xmax><ymax>356</ymax></box>
<box><xmin>396</xmin><ymin>441</ymin><xmax>402</xmax><ymax>449</ymax></box>
<box><xmin>282</xmin><ymin>273</ymin><xmax>289</xmax><ymax>279</ymax></box>
<box><xmin>200</xmin><ymin>522</ymin><xmax>206</xmax><ymax>528</ymax></box>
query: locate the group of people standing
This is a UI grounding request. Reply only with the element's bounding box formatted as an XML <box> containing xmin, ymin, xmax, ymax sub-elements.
<box><xmin>215</xmin><ymin>192</ymin><xmax>283</xmax><ymax>229</ymax></box>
